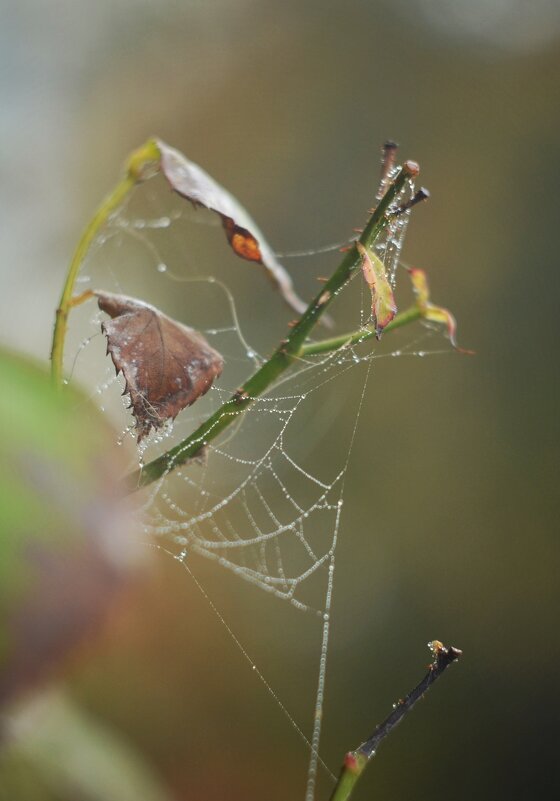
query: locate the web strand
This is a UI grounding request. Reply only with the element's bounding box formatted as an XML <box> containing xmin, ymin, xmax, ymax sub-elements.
<box><xmin>150</xmin><ymin>544</ymin><xmax>337</xmax><ymax>784</ymax></box>
<box><xmin>304</xmin><ymin>353</ymin><xmax>374</xmax><ymax>801</ymax></box>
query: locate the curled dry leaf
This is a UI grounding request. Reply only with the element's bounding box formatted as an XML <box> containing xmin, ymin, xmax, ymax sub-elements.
<box><xmin>96</xmin><ymin>291</ymin><xmax>223</xmax><ymax>442</ymax></box>
<box><xmin>153</xmin><ymin>138</ymin><xmax>308</xmax><ymax>316</ymax></box>
<box><xmin>356</xmin><ymin>241</ymin><xmax>397</xmax><ymax>337</ymax></box>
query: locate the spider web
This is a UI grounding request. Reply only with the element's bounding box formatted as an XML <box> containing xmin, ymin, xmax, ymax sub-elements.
<box><xmin>64</xmin><ymin>168</ymin><xmax>450</xmax><ymax>799</ymax></box>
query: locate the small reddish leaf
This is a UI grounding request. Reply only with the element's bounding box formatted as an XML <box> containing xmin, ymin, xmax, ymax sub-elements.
<box><xmin>153</xmin><ymin>139</ymin><xmax>308</xmax><ymax>316</ymax></box>
<box><xmin>407</xmin><ymin>267</ymin><xmax>431</xmax><ymax>308</ymax></box>
<box><xmin>95</xmin><ymin>292</ymin><xmax>224</xmax><ymax>442</ymax></box>
<box><xmin>407</xmin><ymin>267</ymin><xmax>473</xmax><ymax>353</ymax></box>
<box><xmin>356</xmin><ymin>241</ymin><xmax>397</xmax><ymax>337</ymax></box>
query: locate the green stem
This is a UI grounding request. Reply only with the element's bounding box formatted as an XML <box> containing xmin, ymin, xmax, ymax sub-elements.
<box><xmin>130</xmin><ymin>161</ymin><xmax>419</xmax><ymax>490</ymax></box>
<box><xmin>329</xmin><ymin>642</ymin><xmax>462</xmax><ymax>801</ymax></box>
<box><xmin>300</xmin><ymin>305</ymin><xmax>422</xmax><ymax>357</ymax></box>
<box><xmin>50</xmin><ymin>139</ymin><xmax>161</xmax><ymax>386</ymax></box>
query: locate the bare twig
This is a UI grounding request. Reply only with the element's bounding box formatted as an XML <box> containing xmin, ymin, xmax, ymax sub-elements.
<box><xmin>329</xmin><ymin>641</ymin><xmax>462</xmax><ymax>801</ymax></box>
<box><xmin>395</xmin><ymin>187</ymin><xmax>431</xmax><ymax>215</ymax></box>
<box><xmin>375</xmin><ymin>140</ymin><xmax>399</xmax><ymax>201</ymax></box>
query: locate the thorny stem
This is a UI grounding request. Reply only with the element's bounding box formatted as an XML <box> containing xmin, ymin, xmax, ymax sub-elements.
<box><xmin>128</xmin><ymin>160</ymin><xmax>419</xmax><ymax>489</ymax></box>
<box><xmin>50</xmin><ymin>140</ymin><xmax>161</xmax><ymax>386</ymax></box>
<box><xmin>329</xmin><ymin>641</ymin><xmax>462</xmax><ymax>801</ymax></box>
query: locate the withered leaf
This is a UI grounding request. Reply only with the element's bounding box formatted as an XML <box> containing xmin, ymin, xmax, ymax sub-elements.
<box><xmin>95</xmin><ymin>291</ymin><xmax>223</xmax><ymax>442</ymax></box>
<box><xmin>153</xmin><ymin>138</ymin><xmax>308</xmax><ymax>316</ymax></box>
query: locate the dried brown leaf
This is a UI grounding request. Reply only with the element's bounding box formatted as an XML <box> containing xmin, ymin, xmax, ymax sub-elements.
<box><xmin>96</xmin><ymin>291</ymin><xmax>223</xmax><ymax>442</ymax></box>
<box><xmin>154</xmin><ymin>139</ymin><xmax>308</xmax><ymax>316</ymax></box>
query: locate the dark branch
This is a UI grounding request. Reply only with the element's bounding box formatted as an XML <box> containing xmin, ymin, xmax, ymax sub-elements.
<box><xmin>376</xmin><ymin>140</ymin><xmax>399</xmax><ymax>201</ymax></box>
<box><xmin>395</xmin><ymin>187</ymin><xmax>431</xmax><ymax>216</ymax></box>
<box><xmin>358</xmin><ymin>640</ymin><xmax>461</xmax><ymax>760</ymax></box>
<box><xmin>330</xmin><ymin>641</ymin><xmax>462</xmax><ymax>801</ymax></box>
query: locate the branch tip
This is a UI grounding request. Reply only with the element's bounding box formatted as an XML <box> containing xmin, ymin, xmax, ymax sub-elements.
<box><xmin>430</xmin><ymin>640</ymin><xmax>462</xmax><ymax>668</ymax></box>
<box><xmin>376</xmin><ymin>142</ymin><xmax>400</xmax><ymax>201</ymax></box>
<box><xmin>395</xmin><ymin>187</ymin><xmax>431</xmax><ymax>216</ymax></box>
<box><xmin>403</xmin><ymin>160</ymin><xmax>420</xmax><ymax>177</ymax></box>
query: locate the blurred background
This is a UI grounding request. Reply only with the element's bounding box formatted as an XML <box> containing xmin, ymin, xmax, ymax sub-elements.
<box><xmin>1</xmin><ymin>1</ymin><xmax>559</xmax><ymax>799</ymax></box>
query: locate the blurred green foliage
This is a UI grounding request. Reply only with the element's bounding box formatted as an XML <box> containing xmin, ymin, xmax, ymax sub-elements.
<box><xmin>0</xmin><ymin>349</ymin><xmax>142</xmax><ymax>708</ymax></box>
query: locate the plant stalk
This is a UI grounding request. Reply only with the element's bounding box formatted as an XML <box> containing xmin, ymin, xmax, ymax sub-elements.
<box><xmin>129</xmin><ymin>161</ymin><xmax>418</xmax><ymax>489</ymax></box>
<box><xmin>300</xmin><ymin>306</ymin><xmax>422</xmax><ymax>357</ymax></box>
<box><xmin>50</xmin><ymin>140</ymin><xmax>160</xmax><ymax>386</ymax></box>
